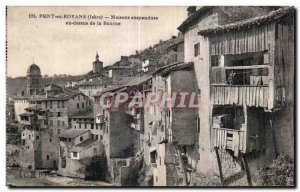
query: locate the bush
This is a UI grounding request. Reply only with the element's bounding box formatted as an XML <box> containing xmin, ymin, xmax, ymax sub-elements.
<box><xmin>258</xmin><ymin>155</ymin><xmax>294</xmax><ymax>186</ymax></box>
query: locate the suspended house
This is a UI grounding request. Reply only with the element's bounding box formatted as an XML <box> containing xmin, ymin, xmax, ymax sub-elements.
<box><xmin>197</xmin><ymin>7</ymin><xmax>295</xmax><ymax>157</ymax></box>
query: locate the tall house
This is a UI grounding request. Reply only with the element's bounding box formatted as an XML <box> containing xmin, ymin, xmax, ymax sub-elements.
<box><xmin>178</xmin><ymin>6</ymin><xmax>294</xmax><ymax>180</ymax></box>
<box><xmin>27</xmin><ymin>63</ymin><xmax>43</xmax><ymax>95</ymax></box>
<box><xmin>93</xmin><ymin>53</ymin><xmax>103</xmax><ymax>74</ymax></box>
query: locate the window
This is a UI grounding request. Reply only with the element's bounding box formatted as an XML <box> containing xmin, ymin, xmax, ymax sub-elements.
<box><xmin>57</xmin><ymin>120</ymin><xmax>60</xmax><ymax>126</ymax></box>
<box><xmin>47</xmin><ymin>155</ymin><xmax>50</xmax><ymax>160</ymax></box>
<box><xmin>150</xmin><ymin>150</ymin><xmax>157</xmax><ymax>164</ymax></box>
<box><xmin>57</xmin><ymin>112</ymin><xmax>61</xmax><ymax>117</ymax></box>
<box><xmin>84</xmin><ymin>123</ymin><xmax>87</xmax><ymax>129</ymax></box>
<box><xmin>49</xmin><ymin>138</ymin><xmax>52</xmax><ymax>142</ymax></box>
<box><xmin>91</xmin><ymin>124</ymin><xmax>94</xmax><ymax>129</ymax></box>
<box><xmin>194</xmin><ymin>43</ymin><xmax>200</xmax><ymax>57</ymax></box>
<box><xmin>57</xmin><ymin>101</ymin><xmax>60</xmax><ymax>108</ymax></box>
<box><xmin>96</xmin><ymin>135</ymin><xmax>99</xmax><ymax>140</ymax></box>
<box><xmin>29</xmin><ymin>135</ymin><xmax>31</xmax><ymax>139</ymax></box>
<box><xmin>82</xmin><ymin>103</ymin><xmax>84</xmax><ymax>108</ymax></box>
<box><xmin>93</xmin><ymin>148</ymin><xmax>97</xmax><ymax>155</ymax></box>
<box><xmin>79</xmin><ymin>123</ymin><xmax>81</xmax><ymax>129</ymax></box>
<box><xmin>57</xmin><ymin>129</ymin><xmax>61</xmax><ymax>135</ymax></box>
<box><xmin>78</xmin><ymin>95</ymin><xmax>80</xmax><ymax>100</ymax></box>
<box><xmin>80</xmin><ymin>136</ymin><xmax>83</xmax><ymax>142</ymax></box>
<box><xmin>44</xmin><ymin>120</ymin><xmax>48</xmax><ymax>125</ymax></box>
<box><xmin>45</xmin><ymin>102</ymin><xmax>48</xmax><ymax>108</ymax></box>
<box><xmin>62</xmin><ymin>101</ymin><xmax>65</xmax><ymax>108</ymax></box>
<box><xmin>73</xmin><ymin>152</ymin><xmax>78</xmax><ymax>158</ymax></box>
<box><xmin>62</xmin><ymin>121</ymin><xmax>65</xmax><ymax>127</ymax></box>
<box><xmin>50</xmin><ymin>101</ymin><xmax>53</xmax><ymax>109</ymax></box>
<box><xmin>100</xmin><ymin>135</ymin><xmax>103</xmax><ymax>140</ymax></box>
<box><xmin>50</xmin><ymin>120</ymin><xmax>53</xmax><ymax>126</ymax></box>
<box><xmin>36</xmin><ymin>136</ymin><xmax>39</xmax><ymax>140</ymax></box>
<box><xmin>77</xmin><ymin>103</ymin><xmax>80</xmax><ymax>109</ymax></box>
<box><xmin>196</xmin><ymin>116</ymin><xmax>200</xmax><ymax>133</ymax></box>
<box><xmin>68</xmin><ymin>138</ymin><xmax>71</xmax><ymax>142</ymax></box>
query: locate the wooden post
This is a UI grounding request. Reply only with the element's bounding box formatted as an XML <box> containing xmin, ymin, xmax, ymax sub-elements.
<box><xmin>241</xmin><ymin>155</ymin><xmax>253</xmax><ymax>186</ymax></box>
<box><xmin>214</xmin><ymin>147</ymin><xmax>224</xmax><ymax>186</ymax></box>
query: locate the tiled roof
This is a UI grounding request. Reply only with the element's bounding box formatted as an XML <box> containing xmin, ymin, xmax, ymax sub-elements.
<box><xmin>124</xmin><ymin>74</ymin><xmax>152</xmax><ymax>87</ymax></box>
<box><xmin>198</xmin><ymin>7</ymin><xmax>294</xmax><ymax>36</ymax></box>
<box><xmin>41</xmin><ymin>92</ymin><xmax>85</xmax><ymax>101</ymax></box>
<box><xmin>25</xmin><ymin>106</ymin><xmax>42</xmax><ymax>111</ymax></box>
<box><xmin>59</xmin><ymin>129</ymin><xmax>89</xmax><ymax>139</ymax></box>
<box><xmin>152</xmin><ymin>62</ymin><xmax>194</xmax><ymax>76</ymax></box>
<box><xmin>177</xmin><ymin>6</ymin><xmax>213</xmax><ymax>32</ymax></box>
<box><xmin>19</xmin><ymin>113</ymin><xmax>34</xmax><ymax>117</ymax></box>
<box><xmin>93</xmin><ymin>85</ymin><xmax>124</xmax><ymax>97</ymax></box>
<box><xmin>70</xmin><ymin>139</ymin><xmax>99</xmax><ymax>152</ymax></box>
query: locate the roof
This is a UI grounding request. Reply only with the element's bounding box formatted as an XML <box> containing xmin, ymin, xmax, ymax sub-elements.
<box><xmin>44</xmin><ymin>84</ymin><xmax>63</xmax><ymax>89</ymax></box>
<box><xmin>78</xmin><ymin>78</ymin><xmax>111</xmax><ymax>86</ymax></box>
<box><xmin>27</xmin><ymin>63</ymin><xmax>41</xmax><ymax>76</ymax></box>
<box><xmin>70</xmin><ymin>139</ymin><xmax>99</xmax><ymax>152</ymax></box>
<box><xmin>25</xmin><ymin>106</ymin><xmax>42</xmax><ymax>111</ymax></box>
<box><xmin>106</xmin><ymin>65</ymin><xmax>133</xmax><ymax>69</ymax></box>
<box><xmin>93</xmin><ymin>85</ymin><xmax>124</xmax><ymax>97</ymax></box>
<box><xmin>198</xmin><ymin>7</ymin><xmax>294</xmax><ymax>36</ymax></box>
<box><xmin>152</xmin><ymin>62</ymin><xmax>194</xmax><ymax>76</ymax></box>
<box><xmin>19</xmin><ymin>113</ymin><xmax>34</xmax><ymax>117</ymax></box>
<box><xmin>13</xmin><ymin>95</ymin><xmax>29</xmax><ymax>100</ymax></box>
<box><xmin>124</xmin><ymin>74</ymin><xmax>152</xmax><ymax>87</ymax></box>
<box><xmin>40</xmin><ymin>92</ymin><xmax>85</xmax><ymax>101</ymax></box>
<box><xmin>177</xmin><ymin>6</ymin><xmax>213</xmax><ymax>32</ymax></box>
<box><xmin>59</xmin><ymin>129</ymin><xmax>89</xmax><ymax>138</ymax></box>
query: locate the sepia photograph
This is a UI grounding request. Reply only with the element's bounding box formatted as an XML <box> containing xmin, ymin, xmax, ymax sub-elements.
<box><xmin>5</xmin><ymin>6</ymin><xmax>295</xmax><ymax>187</ymax></box>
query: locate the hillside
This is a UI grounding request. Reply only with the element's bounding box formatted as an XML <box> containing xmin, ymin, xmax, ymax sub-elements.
<box><xmin>6</xmin><ymin>75</ymin><xmax>78</xmax><ymax>98</ymax></box>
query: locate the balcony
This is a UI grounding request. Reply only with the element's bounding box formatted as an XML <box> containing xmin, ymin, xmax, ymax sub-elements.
<box><xmin>212</xmin><ymin>127</ymin><xmax>245</xmax><ymax>157</ymax></box>
<box><xmin>211</xmin><ymin>85</ymin><xmax>269</xmax><ymax>108</ymax></box>
<box><xmin>210</xmin><ymin>52</ymin><xmax>285</xmax><ymax>110</ymax></box>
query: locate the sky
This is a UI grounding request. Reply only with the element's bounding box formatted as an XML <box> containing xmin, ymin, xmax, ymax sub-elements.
<box><xmin>7</xmin><ymin>6</ymin><xmax>188</xmax><ymax>77</ymax></box>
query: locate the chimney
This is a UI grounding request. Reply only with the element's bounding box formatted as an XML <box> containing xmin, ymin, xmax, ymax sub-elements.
<box><xmin>187</xmin><ymin>6</ymin><xmax>196</xmax><ymax>16</ymax></box>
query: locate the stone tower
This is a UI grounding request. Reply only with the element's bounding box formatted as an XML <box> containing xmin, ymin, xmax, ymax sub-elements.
<box><xmin>27</xmin><ymin>63</ymin><xmax>42</xmax><ymax>95</ymax></box>
<box><xmin>93</xmin><ymin>52</ymin><xmax>103</xmax><ymax>74</ymax></box>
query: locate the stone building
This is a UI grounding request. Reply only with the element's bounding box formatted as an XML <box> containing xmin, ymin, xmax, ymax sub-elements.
<box><xmin>18</xmin><ymin>83</ymin><xmax>93</xmax><ymax>170</ymax></box>
<box><xmin>178</xmin><ymin>6</ymin><xmax>294</xmax><ymax>185</ymax></box>
<box><xmin>93</xmin><ymin>75</ymin><xmax>152</xmax><ymax>185</ymax></box>
<box><xmin>13</xmin><ymin>95</ymin><xmax>30</xmax><ymax>122</ymax></box>
<box><xmin>93</xmin><ymin>52</ymin><xmax>103</xmax><ymax>74</ymax></box>
<box><xmin>142</xmin><ymin>62</ymin><xmax>199</xmax><ymax>186</ymax></box>
<box><xmin>58</xmin><ymin>129</ymin><xmax>104</xmax><ymax>179</ymax></box>
<box><xmin>27</xmin><ymin>63</ymin><xmax>43</xmax><ymax>95</ymax></box>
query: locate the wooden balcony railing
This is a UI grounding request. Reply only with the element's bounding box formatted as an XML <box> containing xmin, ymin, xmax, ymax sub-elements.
<box><xmin>212</xmin><ymin>127</ymin><xmax>245</xmax><ymax>157</ymax></box>
<box><xmin>211</xmin><ymin>85</ymin><xmax>269</xmax><ymax>108</ymax></box>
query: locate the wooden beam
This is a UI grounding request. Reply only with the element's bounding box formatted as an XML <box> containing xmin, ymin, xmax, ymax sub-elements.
<box><xmin>241</xmin><ymin>155</ymin><xmax>253</xmax><ymax>186</ymax></box>
<box><xmin>214</xmin><ymin>147</ymin><xmax>225</xmax><ymax>186</ymax></box>
<box><xmin>224</xmin><ymin>65</ymin><xmax>269</xmax><ymax>70</ymax></box>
